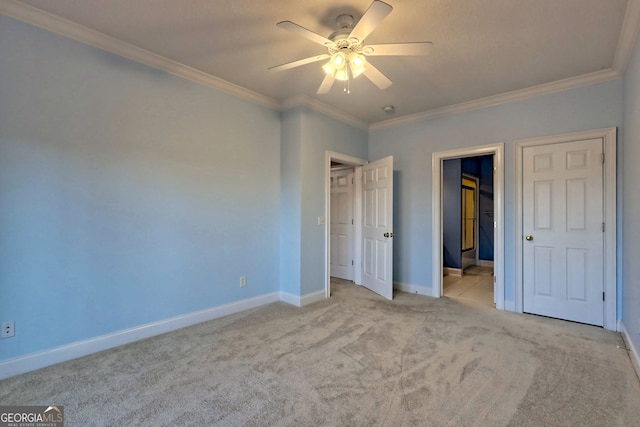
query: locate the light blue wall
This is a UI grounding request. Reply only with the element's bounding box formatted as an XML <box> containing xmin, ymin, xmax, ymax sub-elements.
<box><xmin>1</xmin><ymin>9</ymin><xmax>635</xmax><ymax>370</ymax></box>
<box><xmin>280</xmin><ymin>107</ymin><xmax>368</xmax><ymax>297</ymax></box>
<box><xmin>299</xmin><ymin>109</ymin><xmax>368</xmax><ymax>295</ymax></box>
<box><xmin>369</xmin><ymin>79</ymin><xmax>624</xmax><ymax>305</ymax></box>
<box><xmin>0</xmin><ymin>16</ymin><xmax>281</xmax><ymax>361</ymax></box>
<box><xmin>622</xmin><ymin>30</ymin><xmax>640</xmax><ymax>350</ymax></box>
<box><xmin>279</xmin><ymin>109</ymin><xmax>303</xmax><ymax>296</ymax></box>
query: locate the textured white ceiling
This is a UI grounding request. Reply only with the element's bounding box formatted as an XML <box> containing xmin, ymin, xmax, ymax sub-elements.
<box><xmin>7</xmin><ymin>0</ymin><xmax>633</xmax><ymax>124</ymax></box>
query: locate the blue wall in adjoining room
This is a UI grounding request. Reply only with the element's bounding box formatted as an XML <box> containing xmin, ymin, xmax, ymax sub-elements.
<box><xmin>369</xmin><ymin>78</ymin><xmax>624</xmax><ymax>305</ymax></box>
<box><xmin>477</xmin><ymin>156</ymin><xmax>495</xmax><ymax>261</ymax></box>
<box><xmin>0</xmin><ymin>16</ymin><xmax>282</xmax><ymax>361</ymax></box>
<box><xmin>442</xmin><ymin>155</ymin><xmax>494</xmax><ymax>270</ymax></box>
<box><xmin>442</xmin><ymin>159</ymin><xmax>462</xmax><ymax>269</ymax></box>
<box><xmin>460</xmin><ymin>155</ymin><xmax>495</xmax><ymax>262</ymax></box>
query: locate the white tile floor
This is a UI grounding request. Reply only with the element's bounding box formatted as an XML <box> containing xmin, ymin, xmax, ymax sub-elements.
<box><xmin>443</xmin><ymin>268</ymin><xmax>495</xmax><ymax>307</ymax></box>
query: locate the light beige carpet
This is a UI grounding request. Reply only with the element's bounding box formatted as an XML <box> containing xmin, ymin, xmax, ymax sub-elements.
<box><xmin>2</xmin><ymin>281</ymin><xmax>639</xmax><ymax>426</ymax></box>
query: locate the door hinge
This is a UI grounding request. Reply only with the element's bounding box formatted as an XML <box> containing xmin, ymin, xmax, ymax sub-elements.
<box><xmin>601</xmin><ymin>153</ymin><xmax>605</xmax><ymax>164</ymax></box>
<box><xmin>603</xmin><ymin>292</ymin><xmax>605</xmax><ymax>301</ymax></box>
<box><xmin>352</xmin><ymin>260</ymin><xmax>354</xmax><ymax>266</ymax></box>
<box><xmin>352</xmin><ymin>219</ymin><xmax>354</xmax><ymax>225</ymax></box>
<box><xmin>493</xmin><ymin>167</ymin><xmax>497</xmax><ymax>174</ymax></box>
<box><xmin>352</xmin><ymin>177</ymin><xmax>354</xmax><ymax>184</ymax></box>
<box><xmin>602</xmin><ymin>222</ymin><xmax>605</xmax><ymax>232</ymax></box>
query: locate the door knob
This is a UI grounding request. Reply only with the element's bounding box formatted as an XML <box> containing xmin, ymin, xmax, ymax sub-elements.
<box><xmin>384</xmin><ymin>232</ymin><xmax>394</xmax><ymax>238</ymax></box>
<box><xmin>525</xmin><ymin>235</ymin><xmax>534</xmax><ymax>241</ymax></box>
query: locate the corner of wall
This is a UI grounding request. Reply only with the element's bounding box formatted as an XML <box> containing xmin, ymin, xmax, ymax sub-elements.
<box><xmin>621</xmin><ymin>321</ymin><xmax>640</xmax><ymax>381</ymax></box>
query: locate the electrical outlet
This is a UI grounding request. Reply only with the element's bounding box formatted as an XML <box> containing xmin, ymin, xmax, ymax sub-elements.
<box><xmin>240</xmin><ymin>276</ymin><xmax>247</xmax><ymax>288</ymax></box>
<box><xmin>1</xmin><ymin>321</ymin><xmax>15</xmax><ymax>338</ymax></box>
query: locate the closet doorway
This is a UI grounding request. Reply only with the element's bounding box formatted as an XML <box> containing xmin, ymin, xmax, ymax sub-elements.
<box><xmin>432</xmin><ymin>143</ymin><xmax>505</xmax><ymax>309</ymax></box>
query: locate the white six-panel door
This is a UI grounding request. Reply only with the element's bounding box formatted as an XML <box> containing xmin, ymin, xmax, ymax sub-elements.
<box><xmin>362</xmin><ymin>156</ymin><xmax>394</xmax><ymax>300</ymax></box>
<box><xmin>522</xmin><ymin>138</ymin><xmax>604</xmax><ymax>326</ymax></box>
<box><xmin>330</xmin><ymin>170</ymin><xmax>354</xmax><ymax>280</ymax></box>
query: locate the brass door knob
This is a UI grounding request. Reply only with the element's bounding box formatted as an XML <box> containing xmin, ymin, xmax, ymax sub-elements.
<box><xmin>525</xmin><ymin>235</ymin><xmax>534</xmax><ymax>241</ymax></box>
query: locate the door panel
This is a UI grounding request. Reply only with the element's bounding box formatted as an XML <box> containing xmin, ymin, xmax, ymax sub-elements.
<box><xmin>523</xmin><ymin>138</ymin><xmax>604</xmax><ymax>326</ymax></box>
<box><xmin>330</xmin><ymin>170</ymin><xmax>354</xmax><ymax>280</ymax></box>
<box><xmin>361</xmin><ymin>156</ymin><xmax>393</xmax><ymax>300</ymax></box>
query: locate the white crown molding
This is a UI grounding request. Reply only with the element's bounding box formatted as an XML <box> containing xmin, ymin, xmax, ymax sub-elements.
<box><xmin>0</xmin><ymin>0</ymin><xmax>281</xmax><ymax>110</ymax></box>
<box><xmin>281</xmin><ymin>94</ymin><xmax>369</xmax><ymax>131</ymax></box>
<box><xmin>371</xmin><ymin>1</ymin><xmax>640</xmax><ymax>131</ymax></box>
<box><xmin>2</xmin><ymin>0</ymin><xmax>637</xmax><ymax>132</ymax></box>
<box><xmin>613</xmin><ymin>0</ymin><xmax>640</xmax><ymax>73</ymax></box>
<box><xmin>369</xmin><ymin>68</ymin><xmax>621</xmax><ymax>130</ymax></box>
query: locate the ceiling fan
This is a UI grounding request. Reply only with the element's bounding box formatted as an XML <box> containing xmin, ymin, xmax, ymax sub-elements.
<box><xmin>269</xmin><ymin>0</ymin><xmax>432</xmax><ymax>94</ymax></box>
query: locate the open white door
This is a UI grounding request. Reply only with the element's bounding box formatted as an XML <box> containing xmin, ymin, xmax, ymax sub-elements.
<box><xmin>361</xmin><ymin>156</ymin><xmax>394</xmax><ymax>300</ymax></box>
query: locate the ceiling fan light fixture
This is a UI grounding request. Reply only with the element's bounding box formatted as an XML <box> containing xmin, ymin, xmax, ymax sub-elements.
<box><xmin>331</xmin><ymin>52</ymin><xmax>346</xmax><ymax>68</ymax></box>
<box><xmin>335</xmin><ymin>68</ymin><xmax>349</xmax><ymax>81</ymax></box>
<box><xmin>349</xmin><ymin>52</ymin><xmax>365</xmax><ymax>67</ymax></box>
<box><xmin>348</xmin><ymin>52</ymin><xmax>366</xmax><ymax>77</ymax></box>
<box><xmin>322</xmin><ymin>61</ymin><xmax>335</xmax><ymax>75</ymax></box>
<box><xmin>349</xmin><ymin>61</ymin><xmax>365</xmax><ymax>78</ymax></box>
<box><xmin>273</xmin><ymin>1</ymin><xmax>432</xmax><ymax>94</ymax></box>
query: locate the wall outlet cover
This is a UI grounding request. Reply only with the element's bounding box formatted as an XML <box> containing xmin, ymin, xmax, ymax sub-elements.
<box><xmin>1</xmin><ymin>321</ymin><xmax>15</xmax><ymax>338</ymax></box>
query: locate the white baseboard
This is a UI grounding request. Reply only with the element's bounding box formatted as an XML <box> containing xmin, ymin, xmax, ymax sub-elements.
<box><xmin>394</xmin><ymin>282</ymin><xmax>432</xmax><ymax>297</ymax></box>
<box><xmin>301</xmin><ymin>290</ymin><xmax>326</xmax><ymax>306</ymax></box>
<box><xmin>279</xmin><ymin>291</ymin><xmax>300</xmax><ymax>306</ymax></box>
<box><xmin>280</xmin><ymin>289</ymin><xmax>326</xmax><ymax>307</ymax></box>
<box><xmin>443</xmin><ymin>267</ymin><xmax>463</xmax><ymax>276</ymax></box>
<box><xmin>0</xmin><ymin>292</ymin><xmax>280</xmax><ymax>380</ymax></box>
<box><xmin>621</xmin><ymin>321</ymin><xmax>640</xmax><ymax>380</ymax></box>
<box><xmin>503</xmin><ymin>301</ymin><xmax>516</xmax><ymax>312</ymax></box>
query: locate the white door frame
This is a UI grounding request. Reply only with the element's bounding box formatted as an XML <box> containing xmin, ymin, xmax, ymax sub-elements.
<box><xmin>325</xmin><ymin>151</ymin><xmax>367</xmax><ymax>298</ymax></box>
<box><xmin>515</xmin><ymin>127</ymin><xmax>617</xmax><ymax>330</ymax></box>
<box><xmin>432</xmin><ymin>143</ymin><xmax>505</xmax><ymax>308</ymax></box>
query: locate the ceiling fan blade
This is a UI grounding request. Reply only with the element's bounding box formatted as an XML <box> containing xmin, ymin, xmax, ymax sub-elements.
<box><xmin>363</xmin><ymin>63</ymin><xmax>392</xmax><ymax>90</ymax></box>
<box><xmin>269</xmin><ymin>54</ymin><xmax>330</xmax><ymax>72</ymax></box>
<box><xmin>349</xmin><ymin>0</ymin><xmax>393</xmax><ymax>43</ymax></box>
<box><xmin>364</xmin><ymin>42</ymin><xmax>433</xmax><ymax>56</ymax></box>
<box><xmin>277</xmin><ymin>21</ymin><xmax>334</xmax><ymax>47</ymax></box>
<box><xmin>317</xmin><ymin>73</ymin><xmax>335</xmax><ymax>94</ymax></box>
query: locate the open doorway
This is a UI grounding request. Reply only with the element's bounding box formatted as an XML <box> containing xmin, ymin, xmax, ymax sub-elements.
<box><xmin>329</xmin><ymin>163</ymin><xmax>356</xmax><ymax>281</ymax></box>
<box><xmin>442</xmin><ymin>155</ymin><xmax>495</xmax><ymax>306</ymax></box>
<box><xmin>324</xmin><ymin>151</ymin><xmax>395</xmax><ymax>300</ymax></box>
<box><xmin>432</xmin><ymin>143</ymin><xmax>505</xmax><ymax>310</ymax></box>
<box><xmin>324</xmin><ymin>151</ymin><xmax>367</xmax><ymax>299</ymax></box>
